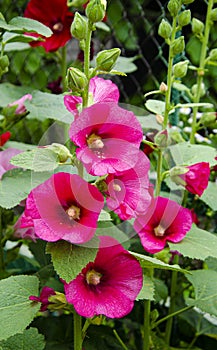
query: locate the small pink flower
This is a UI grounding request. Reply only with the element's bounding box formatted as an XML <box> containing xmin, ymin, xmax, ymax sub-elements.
<box><xmin>0</xmin><ymin>131</ymin><xmax>11</xmax><ymax>146</ymax></box>
<box><xmin>134</xmin><ymin>196</ymin><xmax>193</xmax><ymax>254</ymax></box>
<box><xmin>64</xmin><ymin>76</ymin><xmax>119</xmax><ymax>118</ymax></box>
<box><xmin>21</xmin><ymin>173</ymin><xmax>104</xmax><ymax>244</ymax></box>
<box><xmin>64</xmin><ymin>236</ymin><xmax>143</xmax><ymax>319</ymax></box>
<box><xmin>69</xmin><ymin>102</ymin><xmax>143</xmax><ymax>176</ymax></box>
<box><xmin>14</xmin><ymin>216</ymin><xmax>37</xmax><ymax>241</ymax></box>
<box><xmin>0</xmin><ymin>148</ymin><xmax>22</xmax><ymax>180</ymax></box>
<box><xmin>104</xmin><ymin>151</ymin><xmax>151</xmax><ymax>220</ymax></box>
<box><xmin>8</xmin><ymin>94</ymin><xmax>32</xmax><ymax>115</ymax></box>
<box><xmin>29</xmin><ymin>286</ymin><xmax>55</xmax><ymax>312</ymax></box>
<box><xmin>178</xmin><ymin>162</ymin><xmax>210</xmax><ymax>196</ymax></box>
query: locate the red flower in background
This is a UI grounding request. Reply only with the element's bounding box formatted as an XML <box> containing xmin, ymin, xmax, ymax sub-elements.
<box><xmin>177</xmin><ymin>162</ymin><xmax>210</xmax><ymax>196</ymax></box>
<box><xmin>29</xmin><ymin>286</ymin><xmax>55</xmax><ymax>312</ymax></box>
<box><xmin>24</xmin><ymin>0</ymin><xmax>74</xmax><ymax>52</ymax></box>
<box><xmin>0</xmin><ymin>131</ymin><xmax>11</xmax><ymax>146</ymax></box>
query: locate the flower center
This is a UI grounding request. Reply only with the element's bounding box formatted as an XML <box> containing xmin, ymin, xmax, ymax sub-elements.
<box><xmin>113</xmin><ymin>182</ymin><xmax>122</xmax><ymax>192</ymax></box>
<box><xmin>53</xmin><ymin>22</ymin><xmax>64</xmax><ymax>32</ymax></box>
<box><xmin>87</xmin><ymin>133</ymin><xmax>104</xmax><ymax>149</ymax></box>
<box><xmin>154</xmin><ymin>224</ymin><xmax>165</xmax><ymax>237</ymax></box>
<box><xmin>66</xmin><ymin>204</ymin><xmax>80</xmax><ymax>221</ymax></box>
<box><xmin>86</xmin><ymin>269</ymin><xmax>102</xmax><ymax>286</ymax></box>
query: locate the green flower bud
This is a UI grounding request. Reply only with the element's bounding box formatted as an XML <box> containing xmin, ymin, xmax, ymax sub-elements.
<box><xmin>68</xmin><ymin>0</ymin><xmax>87</xmax><ymax>6</ymax></box>
<box><xmin>171</xmin><ymin>36</ymin><xmax>185</xmax><ymax>56</ymax></box>
<box><xmin>178</xmin><ymin>10</ymin><xmax>191</xmax><ymax>27</ymax></box>
<box><xmin>169</xmin><ymin>166</ymin><xmax>188</xmax><ymax>186</ymax></box>
<box><xmin>167</xmin><ymin>0</ymin><xmax>181</xmax><ymax>17</ymax></box>
<box><xmin>0</xmin><ymin>55</ymin><xmax>9</xmax><ymax>70</ymax></box>
<box><xmin>70</xmin><ymin>12</ymin><xmax>87</xmax><ymax>41</ymax></box>
<box><xmin>192</xmin><ymin>18</ymin><xmax>204</xmax><ymax>35</ymax></box>
<box><xmin>210</xmin><ymin>8</ymin><xmax>217</xmax><ymax>21</ymax></box>
<box><xmin>47</xmin><ymin>143</ymin><xmax>71</xmax><ymax>163</ymax></box>
<box><xmin>158</xmin><ymin>19</ymin><xmax>172</xmax><ymax>40</ymax></box>
<box><xmin>200</xmin><ymin>113</ymin><xmax>216</xmax><ymax>127</ymax></box>
<box><xmin>191</xmin><ymin>82</ymin><xmax>206</xmax><ymax>97</ymax></box>
<box><xmin>209</xmin><ymin>48</ymin><xmax>217</xmax><ymax>61</ymax></box>
<box><xmin>96</xmin><ymin>48</ymin><xmax>121</xmax><ymax>72</ymax></box>
<box><xmin>181</xmin><ymin>0</ymin><xmax>194</xmax><ymax>4</ymax></box>
<box><xmin>66</xmin><ymin>67</ymin><xmax>88</xmax><ymax>92</ymax></box>
<box><xmin>173</xmin><ymin>60</ymin><xmax>189</xmax><ymax>78</ymax></box>
<box><xmin>85</xmin><ymin>0</ymin><xmax>106</xmax><ymax>23</ymax></box>
<box><xmin>154</xmin><ymin>129</ymin><xmax>168</xmax><ymax>148</ymax></box>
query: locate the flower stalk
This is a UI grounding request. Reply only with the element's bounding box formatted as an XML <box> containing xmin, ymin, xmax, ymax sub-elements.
<box><xmin>74</xmin><ymin>311</ymin><xmax>83</xmax><ymax>350</ymax></box>
<box><xmin>82</xmin><ymin>20</ymin><xmax>93</xmax><ymax>108</ymax></box>
<box><xmin>0</xmin><ymin>207</ymin><xmax>4</xmax><ymax>274</ymax></box>
<box><xmin>61</xmin><ymin>46</ymin><xmax>67</xmax><ymax>92</ymax></box>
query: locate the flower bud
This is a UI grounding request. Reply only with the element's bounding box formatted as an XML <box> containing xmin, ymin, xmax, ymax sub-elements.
<box><xmin>167</xmin><ymin>0</ymin><xmax>181</xmax><ymax>17</ymax></box>
<box><xmin>171</xmin><ymin>36</ymin><xmax>185</xmax><ymax>56</ymax></box>
<box><xmin>160</xmin><ymin>82</ymin><xmax>168</xmax><ymax>92</ymax></box>
<box><xmin>0</xmin><ymin>55</ymin><xmax>9</xmax><ymax>75</ymax></box>
<box><xmin>96</xmin><ymin>48</ymin><xmax>121</xmax><ymax>72</ymax></box>
<box><xmin>70</xmin><ymin>12</ymin><xmax>87</xmax><ymax>41</ymax></box>
<box><xmin>47</xmin><ymin>143</ymin><xmax>71</xmax><ymax>163</ymax></box>
<box><xmin>158</xmin><ymin>19</ymin><xmax>172</xmax><ymax>40</ymax></box>
<box><xmin>173</xmin><ymin>60</ymin><xmax>188</xmax><ymax>78</ymax></box>
<box><xmin>85</xmin><ymin>0</ymin><xmax>106</xmax><ymax>23</ymax></box>
<box><xmin>154</xmin><ymin>129</ymin><xmax>168</xmax><ymax>148</ymax></box>
<box><xmin>156</xmin><ymin>114</ymin><xmax>164</xmax><ymax>124</ymax></box>
<box><xmin>66</xmin><ymin>67</ymin><xmax>88</xmax><ymax>92</ymax></box>
<box><xmin>181</xmin><ymin>0</ymin><xmax>194</xmax><ymax>4</ymax></box>
<box><xmin>191</xmin><ymin>82</ymin><xmax>206</xmax><ymax>97</ymax></box>
<box><xmin>209</xmin><ymin>48</ymin><xmax>217</xmax><ymax>61</ymax></box>
<box><xmin>200</xmin><ymin>112</ymin><xmax>216</xmax><ymax>127</ymax></box>
<box><xmin>192</xmin><ymin>18</ymin><xmax>204</xmax><ymax>35</ymax></box>
<box><xmin>178</xmin><ymin>10</ymin><xmax>191</xmax><ymax>27</ymax></box>
<box><xmin>210</xmin><ymin>8</ymin><xmax>217</xmax><ymax>21</ymax></box>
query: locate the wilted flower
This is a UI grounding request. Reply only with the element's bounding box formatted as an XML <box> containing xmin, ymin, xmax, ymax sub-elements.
<box><xmin>21</xmin><ymin>172</ymin><xmax>104</xmax><ymax>244</ymax></box>
<box><xmin>0</xmin><ymin>148</ymin><xmax>22</xmax><ymax>180</ymax></box>
<box><xmin>64</xmin><ymin>236</ymin><xmax>143</xmax><ymax>318</ymax></box>
<box><xmin>24</xmin><ymin>0</ymin><xmax>74</xmax><ymax>52</ymax></box>
<box><xmin>0</xmin><ymin>131</ymin><xmax>11</xmax><ymax>146</ymax></box>
<box><xmin>8</xmin><ymin>94</ymin><xmax>32</xmax><ymax>115</ymax></box>
<box><xmin>29</xmin><ymin>286</ymin><xmax>55</xmax><ymax>312</ymax></box>
<box><xmin>69</xmin><ymin>102</ymin><xmax>143</xmax><ymax>175</ymax></box>
<box><xmin>134</xmin><ymin>196</ymin><xmax>193</xmax><ymax>254</ymax></box>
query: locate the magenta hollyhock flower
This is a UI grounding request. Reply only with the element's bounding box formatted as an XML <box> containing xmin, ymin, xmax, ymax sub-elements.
<box><xmin>8</xmin><ymin>94</ymin><xmax>32</xmax><ymax>115</ymax></box>
<box><xmin>14</xmin><ymin>216</ymin><xmax>37</xmax><ymax>241</ymax></box>
<box><xmin>29</xmin><ymin>286</ymin><xmax>55</xmax><ymax>312</ymax></box>
<box><xmin>64</xmin><ymin>76</ymin><xmax>119</xmax><ymax>118</ymax></box>
<box><xmin>104</xmin><ymin>151</ymin><xmax>151</xmax><ymax>220</ymax></box>
<box><xmin>69</xmin><ymin>102</ymin><xmax>143</xmax><ymax>176</ymax></box>
<box><xmin>0</xmin><ymin>148</ymin><xmax>22</xmax><ymax>180</ymax></box>
<box><xmin>24</xmin><ymin>0</ymin><xmax>73</xmax><ymax>52</ymax></box>
<box><xmin>21</xmin><ymin>172</ymin><xmax>104</xmax><ymax>244</ymax></box>
<box><xmin>178</xmin><ymin>162</ymin><xmax>210</xmax><ymax>196</ymax></box>
<box><xmin>64</xmin><ymin>236</ymin><xmax>143</xmax><ymax>318</ymax></box>
<box><xmin>0</xmin><ymin>131</ymin><xmax>11</xmax><ymax>146</ymax></box>
<box><xmin>134</xmin><ymin>196</ymin><xmax>193</xmax><ymax>254</ymax></box>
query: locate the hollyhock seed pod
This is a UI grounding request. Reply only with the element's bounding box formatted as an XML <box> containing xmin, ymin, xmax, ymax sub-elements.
<box><xmin>178</xmin><ymin>10</ymin><xmax>191</xmax><ymax>27</ymax></box>
<box><xmin>66</xmin><ymin>67</ymin><xmax>88</xmax><ymax>92</ymax></box>
<box><xmin>85</xmin><ymin>0</ymin><xmax>106</xmax><ymax>23</ymax></box>
<box><xmin>210</xmin><ymin>8</ymin><xmax>217</xmax><ymax>21</ymax></box>
<box><xmin>171</xmin><ymin>36</ymin><xmax>185</xmax><ymax>56</ymax></box>
<box><xmin>70</xmin><ymin>12</ymin><xmax>87</xmax><ymax>41</ymax></box>
<box><xmin>209</xmin><ymin>49</ymin><xmax>217</xmax><ymax>61</ymax></box>
<box><xmin>192</xmin><ymin>18</ymin><xmax>204</xmax><ymax>35</ymax></box>
<box><xmin>173</xmin><ymin>60</ymin><xmax>189</xmax><ymax>78</ymax></box>
<box><xmin>167</xmin><ymin>0</ymin><xmax>181</xmax><ymax>17</ymax></box>
<box><xmin>96</xmin><ymin>48</ymin><xmax>121</xmax><ymax>72</ymax></box>
<box><xmin>158</xmin><ymin>19</ymin><xmax>172</xmax><ymax>40</ymax></box>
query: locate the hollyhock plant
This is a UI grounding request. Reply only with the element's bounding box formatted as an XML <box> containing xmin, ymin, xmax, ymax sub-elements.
<box><xmin>134</xmin><ymin>196</ymin><xmax>193</xmax><ymax>254</ymax></box>
<box><xmin>29</xmin><ymin>286</ymin><xmax>55</xmax><ymax>312</ymax></box>
<box><xmin>0</xmin><ymin>131</ymin><xmax>11</xmax><ymax>146</ymax></box>
<box><xmin>104</xmin><ymin>151</ymin><xmax>151</xmax><ymax>220</ymax></box>
<box><xmin>24</xmin><ymin>0</ymin><xmax>73</xmax><ymax>52</ymax></box>
<box><xmin>64</xmin><ymin>76</ymin><xmax>120</xmax><ymax>118</ymax></box>
<box><xmin>8</xmin><ymin>94</ymin><xmax>32</xmax><ymax>115</ymax></box>
<box><xmin>0</xmin><ymin>148</ymin><xmax>22</xmax><ymax>180</ymax></box>
<box><xmin>14</xmin><ymin>216</ymin><xmax>37</xmax><ymax>241</ymax></box>
<box><xmin>69</xmin><ymin>102</ymin><xmax>143</xmax><ymax>175</ymax></box>
<box><xmin>21</xmin><ymin>172</ymin><xmax>104</xmax><ymax>244</ymax></box>
<box><xmin>64</xmin><ymin>236</ymin><xmax>143</xmax><ymax>318</ymax></box>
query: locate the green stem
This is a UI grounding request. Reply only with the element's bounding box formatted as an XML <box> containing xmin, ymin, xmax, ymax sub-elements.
<box><xmin>113</xmin><ymin>330</ymin><xmax>129</xmax><ymax>350</ymax></box>
<box><xmin>0</xmin><ymin>207</ymin><xmax>4</xmax><ymax>274</ymax></box>
<box><xmin>143</xmin><ymin>299</ymin><xmax>151</xmax><ymax>350</ymax></box>
<box><xmin>155</xmin><ymin>150</ymin><xmax>163</xmax><ymax>196</ymax></box>
<box><xmin>163</xmin><ymin>16</ymin><xmax>177</xmax><ymax>129</ymax></box>
<box><xmin>190</xmin><ymin>0</ymin><xmax>214</xmax><ymax>144</ymax></box>
<box><xmin>61</xmin><ymin>46</ymin><xmax>67</xmax><ymax>92</ymax></box>
<box><xmin>164</xmin><ymin>254</ymin><xmax>179</xmax><ymax>345</ymax></box>
<box><xmin>152</xmin><ymin>305</ymin><xmax>193</xmax><ymax>329</ymax></box>
<box><xmin>74</xmin><ymin>312</ymin><xmax>83</xmax><ymax>350</ymax></box>
<box><xmin>82</xmin><ymin>319</ymin><xmax>91</xmax><ymax>340</ymax></box>
<box><xmin>82</xmin><ymin>21</ymin><xmax>93</xmax><ymax>108</ymax></box>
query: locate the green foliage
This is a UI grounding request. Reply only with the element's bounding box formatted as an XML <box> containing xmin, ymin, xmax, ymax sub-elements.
<box><xmin>0</xmin><ymin>328</ymin><xmax>45</xmax><ymax>350</ymax></box>
<box><xmin>136</xmin><ymin>274</ymin><xmax>155</xmax><ymax>301</ymax></box>
<box><xmin>200</xmin><ymin>181</ymin><xmax>217</xmax><ymax>211</ymax></box>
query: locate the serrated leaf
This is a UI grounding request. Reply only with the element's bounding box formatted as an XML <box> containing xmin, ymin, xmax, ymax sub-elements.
<box><xmin>0</xmin><ymin>83</ymin><xmax>34</xmax><ymax>106</ymax></box>
<box><xmin>186</xmin><ymin>270</ymin><xmax>217</xmax><ymax>317</ymax></box>
<box><xmin>0</xmin><ymin>328</ymin><xmax>45</xmax><ymax>350</ymax></box>
<box><xmin>136</xmin><ymin>275</ymin><xmax>155</xmax><ymax>301</ymax></box>
<box><xmin>200</xmin><ymin>181</ymin><xmax>217</xmax><ymax>211</ymax></box>
<box><xmin>169</xmin><ymin>225</ymin><xmax>217</xmax><ymax>260</ymax></box>
<box><xmin>98</xmin><ymin>210</ymin><xmax>112</xmax><ymax>221</ymax></box>
<box><xmin>0</xmin><ymin>275</ymin><xmax>40</xmax><ymax>341</ymax></box>
<box><xmin>11</xmin><ymin>148</ymin><xmax>59</xmax><ymax>172</ymax></box>
<box><xmin>129</xmin><ymin>251</ymin><xmax>187</xmax><ymax>273</ymax></box>
<box><xmin>46</xmin><ymin>241</ymin><xmax>99</xmax><ymax>283</ymax></box>
<box><xmin>9</xmin><ymin>17</ymin><xmax>52</xmax><ymax>37</ymax></box>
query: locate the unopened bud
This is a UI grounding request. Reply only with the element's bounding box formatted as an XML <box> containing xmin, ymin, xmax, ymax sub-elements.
<box><xmin>0</xmin><ymin>55</ymin><xmax>9</xmax><ymax>73</ymax></box>
<box><xmin>47</xmin><ymin>143</ymin><xmax>71</xmax><ymax>163</ymax></box>
<box><xmin>210</xmin><ymin>8</ymin><xmax>217</xmax><ymax>21</ymax></box>
<box><xmin>173</xmin><ymin>60</ymin><xmax>188</xmax><ymax>78</ymax></box>
<box><xmin>158</xmin><ymin>19</ymin><xmax>172</xmax><ymax>40</ymax></box>
<box><xmin>160</xmin><ymin>82</ymin><xmax>168</xmax><ymax>92</ymax></box>
<box><xmin>191</xmin><ymin>82</ymin><xmax>206</xmax><ymax>97</ymax></box>
<box><xmin>171</xmin><ymin>36</ymin><xmax>185</xmax><ymax>56</ymax></box>
<box><xmin>85</xmin><ymin>0</ymin><xmax>106</xmax><ymax>23</ymax></box>
<box><xmin>167</xmin><ymin>0</ymin><xmax>181</xmax><ymax>17</ymax></box>
<box><xmin>156</xmin><ymin>114</ymin><xmax>164</xmax><ymax>124</ymax></box>
<box><xmin>178</xmin><ymin>10</ymin><xmax>191</xmax><ymax>27</ymax></box>
<box><xmin>200</xmin><ymin>112</ymin><xmax>216</xmax><ymax>127</ymax></box>
<box><xmin>66</xmin><ymin>67</ymin><xmax>88</xmax><ymax>92</ymax></box>
<box><xmin>71</xmin><ymin>12</ymin><xmax>87</xmax><ymax>41</ymax></box>
<box><xmin>192</xmin><ymin>18</ymin><xmax>204</xmax><ymax>35</ymax></box>
<box><xmin>209</xmin><ymin>48</ymin><xmax>217</xmax><ymax>61</ymax></box>
<box><xmin>154</xmin><ymin>129</ymin><xmax>168</xmax><ymax>148</ymax></box>
<box><xmin>96</xmin><ymin>48</ymin><xmax>121</xmax><ymax>72</ymax></box>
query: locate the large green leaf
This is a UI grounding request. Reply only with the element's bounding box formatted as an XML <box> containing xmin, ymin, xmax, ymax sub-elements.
<box><xmin>9</xmin><ymin>17</ymin><xmax>52</xmax><ymax>37</ymax></box>
<box><xmin>0</xmin><ymin>328</ymin><xmax>45</xmax><ymax>350</ymax></box>
<box><xmin>46</xmin><ymin>241</ymin><xmax>99</xmax><ymax>283</ymax></box>
<box><xmin>136</xmin><ymin>275</ymin><xmax>155</xmax><ymax>301</ymax></box>
<box><xmin>10</xmin><ymin>149</ymin><xmax>59</xmax><ymax>172</ymax></box>
<box><xmin>200</xmin><ymin>181</ymin><xmax>217</xmax><ymax>211</ymax></box>
<box><xmin>0</xmin><ymin>83</ymin><xmax>34</xmax><ymax>106</ymax></box>
<box><xmin>186</xmin><ymin>270</ymin><xmax>217</xmax><ymax>317</ymax></box>
<box><xmin>0</xmin><ymin>275</ymin><xmax>40</xmax><ymax>341</ymax></box>
<box><xmin>169</xmin><ymin>225</ymin><xmax>217</xmax><ymax>260</ymax></box>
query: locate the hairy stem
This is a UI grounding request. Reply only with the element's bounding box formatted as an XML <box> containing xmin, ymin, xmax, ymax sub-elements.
<box><xmin>143</xmin><ymin>299</ymin><xmax>151</xmax><ymax>350</ymax></box>
<box><xmin>0</xmin><ymin>207</ymin><xmax>4</xmax><ymax>274</ymax></box>
<box><xmin>152</xmin><ymin>305</ymin><xmax>193</xmax><ymax>329</ymax></box>
<box><xmin>74</xmin><ymin>312</ymin><xmax>83</xmax><ymax>350</ymax></box>
<box><xmin>82</xmin><ymin>21</ymin><xmax>92</xmax><ymax>108</ymax></box>
<box><xmin>61</xmin><ymin>45</ymin><xmax>67</xmax><ymax>92</ymax></box>
<box><xmin>155</xmin><ymin>150</ymin><xmax>163</xmax><ymax>196</ymax></box>
<box><xmin>113</xmin><ymin>330</ymin><xmax>129</xmax><ymax>350</ymax></box>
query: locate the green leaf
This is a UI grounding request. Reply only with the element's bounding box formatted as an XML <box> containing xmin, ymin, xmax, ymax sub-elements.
<box><xmin>145</xmin><ymin>99</ymin><xmax>166</xmax><ymax>115</ymax></box>
<box><xmin>113</xmin><ymin>56</ymin><xmax>138</xmax><ymax>73</ymax></box>
<box><xmin>0</xmin><ymin>19</ymin><xmax>19</xmax><ymax>32</ymax></box>
<box><xmin>129</xmin><ymin>251</ymin><xmax>187</xmax><ymax>273</ymax></box>
<box><xmin>154</xmin><ymin>278</ymin><xmax>168</xmax><ymax>302</ymax></box>
<box><xmin>46</xmin><ymin>241</ymin><xmax>99</xmax><ymax>283</ymax></box>
<box><xmin>9</xmin><ymin>17</ymin><xmax>52</xmax><ymax>37</ymax></box>
<box><xmin>0</xmin><ymin>328</ymin><xmax>45</xmax><ymax>350</ymax></box>
<box><xmin>136</xmin><ymin>115</ymin><xmax>161</xmax><ymax>130</ymax></box>
<box><xmin>5</xmin><ymin>141</ymin><xmax>36</xmax><ymax>151</ymax></box>
<box><xmin>173</xmin><ymin>82</ymin><xmax>190</xmax><ymax>92</ymax></box>
<box><xmin>169</xmin><ymin>225</ymin><xmax>217</xmax><ymax>260</ymax></box>
<box><xmin>98</xmin><ymin>210</ymin><xmax>112</xmax><ymax>221</ymax></box>
<box><xmin>136</xmin><ymin>274</ymin><xmax>155</xmax><ymax>301</ymax></box>
<box><xmin>4</xmin><ymin>34</ymin><xmax>42</xmax><ymax>44</ymax></box>
<box><xmin>186</xmin><ymin>270</ymin><xmax>217</xmax><ymax>317</ymax></box>
<box><xmin>200</xmin><ymin>181</ymin><xmax>217</xmax><ymax>211</ymax></box>
<box><xmin>95</xmin><ymin>22</ymin><xmax>110</xmax><ymax>32</ymax></box>
<box><xmin>0</xmin><ymin>83</ymin><xmax>34</xmax><ymax>106</ymax></box>
<box><xmin>167</xmin><ymin>143</ymin><xmax>217</xmax><ymax>166</ymax></box>
<box><xmin>10</xmin><ymin>149</ymin><xmax>59</xmax><ymax>172</ymax></box>
<box><xmin>0</xmin><ymin>275</ymin><xmax>40</xmax><ymax>341</ymax></box>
